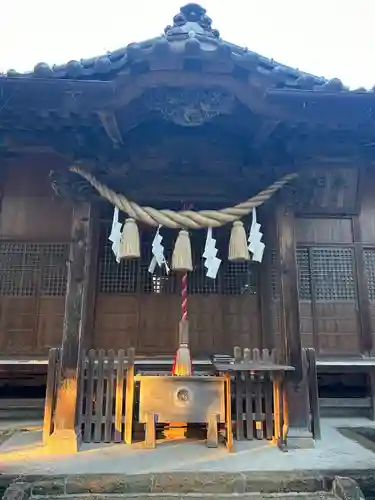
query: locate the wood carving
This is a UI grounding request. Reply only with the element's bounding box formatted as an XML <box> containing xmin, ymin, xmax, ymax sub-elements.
<box><xmin>287</xmin><ymin>167</ymin><xmax>359</xmax><ymax>214</ymax></box>
<box><xmin>145</xmin><ymin>88</ymin><xmax>234</xmax><ymax>127</ymax></box>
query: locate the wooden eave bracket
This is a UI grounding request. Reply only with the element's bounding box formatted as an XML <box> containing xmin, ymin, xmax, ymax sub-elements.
<box><xmin>98</xmin><ymin>111</ymin><xmax>123</xmax><ymax>148</ymax></box>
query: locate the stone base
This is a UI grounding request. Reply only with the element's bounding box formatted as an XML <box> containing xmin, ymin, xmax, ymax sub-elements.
<box><xmin>287</xmin><ymin>427</ymin><xmax>315</xmax><ymax>449</ymax></box>
<box><xmin>46</xmin><ymin>428</ymin><xmax>81</xmax><ymax>454</ymax></box>
<box><xmin>332</xmin><ymin>476</ymin><xmax>365</xmax><ymax>500</ymax></box>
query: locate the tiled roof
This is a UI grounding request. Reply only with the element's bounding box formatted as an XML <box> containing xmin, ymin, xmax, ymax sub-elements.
<box><xmin>2</xmin><ymin>3</ymin><xmax>367</xmax><ymax>93</ymax></box>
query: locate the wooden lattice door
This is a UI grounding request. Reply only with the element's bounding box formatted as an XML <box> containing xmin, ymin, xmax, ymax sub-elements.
<box><xmin>0</xmin><ymin>242</ymin><xmax>69</xmax><ymax>355</ymax></box>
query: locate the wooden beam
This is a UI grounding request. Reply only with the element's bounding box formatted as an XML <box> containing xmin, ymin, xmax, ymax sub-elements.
<box><xmin>98</xmin><ymin>111</ymin><xmax>123</xmax><ymax>148</ymax></box>
<box><xmin>252</xmin><ymin>121</ymin><xmax>279</xmax><ymax>149</ymax></box>
<box><xmin>47</xmin><ymin>201</ymin><xmax>95</xmax><ymax>453</ymax></box>
<box><xmin>0</xmin><ymin>78</ymin><xmax>114</xmax><ymax>114</ymax></box>
<box><xmin>275</xmin><ymin>201</ymin><xmax>302</xmax><ymax>378</ymax></box>
<box><xmin>265</xmin><ymin>88</ymin><xmax>375</xmax><ymax>127</ymax></box>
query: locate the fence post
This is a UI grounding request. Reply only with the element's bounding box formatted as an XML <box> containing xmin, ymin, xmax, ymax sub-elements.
<box><xmin>125</xmin><ymin>347</ymin><xmax>135</xmax><ymax>445</ymax></box>
<box><xmin>43</xmin><ymin>348</ymin><xmax>59</xmax><ymax>445</ymax></box>
<box><xmin>306</xmin><ymin>348</ymin><xmax>321</xmax><ymax>440</ymax></box>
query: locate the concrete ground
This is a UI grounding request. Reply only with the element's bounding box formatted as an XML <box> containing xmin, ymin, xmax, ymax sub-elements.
<box><xmin>0</xmin><ymin>418</ymin><xmax>374</xmax><ymax>475</ymax></box>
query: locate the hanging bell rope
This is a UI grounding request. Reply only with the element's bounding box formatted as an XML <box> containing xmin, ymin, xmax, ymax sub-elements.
<box><xmin>70</xmin><ymin>166</ymin><xmax>297</xmax><ymax>229</ymax></box>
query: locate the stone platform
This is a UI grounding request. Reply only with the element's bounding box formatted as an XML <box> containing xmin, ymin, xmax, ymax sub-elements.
<box><xmin>0</xmin><ymin>418</ymin><xmax>375</xmax><ymax>476</ymax></box>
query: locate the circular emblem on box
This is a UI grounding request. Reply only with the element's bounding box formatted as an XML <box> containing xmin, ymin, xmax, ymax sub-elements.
<box><xmin>176</xmin><ymin>387</ymin><xmax>190</xmax><ymax>402</ymax></box>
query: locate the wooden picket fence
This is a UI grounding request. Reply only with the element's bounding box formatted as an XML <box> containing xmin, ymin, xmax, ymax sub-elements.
<box><xmin>43</xmin><ymin>348</ymin><xmax>135</xmax><ymax>444</ymax></box>
<box><xmin>43</xmin><ymin>346</ymin><xmax>320</xmax><ymax>447</ymax></box>
<box><xmin>222</xmin><ymin>347</ymin><xmax>321</xmax><ymax>442</ymax></box>
<box><xmin>79</xmin><ymin>348</ymin><xmax>135</xmax><ymax>443</ymax></box>
<box><xmin>232</xmin><ymin>368</ymin><xmax>277</xmax><ymax>440</ymax></box>
<box><xmin>213</xmin><ymin>348</ymin><xmax>292</xmax><ymax>444</ymax></box>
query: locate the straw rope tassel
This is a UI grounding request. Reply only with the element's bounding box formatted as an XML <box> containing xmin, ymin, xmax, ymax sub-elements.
<box><xmin>118</xmin><ymin>218</ymin><xmax>140</xmax><ymax>259</ymax></box>
<box><xmin>228</xmin><ymin>220</ymin><xmax>250</xmax><ymax>261</ymax></box>
<box><xmin>172</xmin><ymin>229</ymin><xmax>193</xmax><ymax>272</ymax></box>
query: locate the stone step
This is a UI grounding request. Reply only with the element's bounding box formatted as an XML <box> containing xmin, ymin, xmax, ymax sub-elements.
<box><xmin>2</xmin><ymin>475</ymin><xmax>367</xmax><ymax>500</ymax></box>
<box><xmin>0</xmin><ymin>398</ymin><xmax>44</xmax><ymax>420</ymax></box>
<box><xmin>39</xmin><ymin>494</ymin><xmax>338</xmax><ymax>500</ymax></box>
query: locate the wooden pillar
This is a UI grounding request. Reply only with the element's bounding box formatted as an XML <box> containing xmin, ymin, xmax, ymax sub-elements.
<box><xmin>352</xmin><ymin>217</ymin><xmax>373</xmax><ymax>355</ymax></box>
<box><xmin>276</xmin><ymin>203</ymin><xmax>302</xmax><ymax>375</ymax></box>
<box><xmin>276</xmin><ymin>202</ymin><xmax>314</xmax><ymax>448</ymax></box>
<box><xmin>259</xmin><ymin>210</ymin><xmax>275</xmax><ymax>351</ymax></box>
<box><xmin>48</xmin><ymin>202</ymin><xmax>96</xmax><ymax>453</ymax></box>
<box><xmin>82</xmin><ymin>205</ymin><xmax>100</xmax><ymax>350</ymax></box>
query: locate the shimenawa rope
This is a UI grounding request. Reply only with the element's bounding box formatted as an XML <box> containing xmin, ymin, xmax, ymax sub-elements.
<box><xmin>70</xmin><ymin>166</ymin><xmax>297</xmax><ymax>229</ymax></box>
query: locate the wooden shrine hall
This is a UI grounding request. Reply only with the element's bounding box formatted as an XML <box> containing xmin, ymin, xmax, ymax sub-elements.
<box><xmin>1</xmin><ymin>3</ymin><xmax>375</xmax><ymax>451</ymax></box>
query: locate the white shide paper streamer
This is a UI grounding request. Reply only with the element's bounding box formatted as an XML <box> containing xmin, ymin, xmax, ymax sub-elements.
<box><xmin>203</xmin><ymin>227</ymin><xmax>221</xmax><ymax>279</ymax></box>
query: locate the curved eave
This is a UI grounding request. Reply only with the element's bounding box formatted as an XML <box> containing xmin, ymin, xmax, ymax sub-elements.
<box><xmin>1</xmin><ymin>73</ymin><xmax>375</xmax><ymax>129</ymax></box>
<box><xmin>266</xmin><ymin>89</ymin><xmax>375</xmax><ymax>127</ymax></box>
<box><xmin>0</xmin><ymin>77</ymin><xmax>115</xmax><ymax>113</ymax></box>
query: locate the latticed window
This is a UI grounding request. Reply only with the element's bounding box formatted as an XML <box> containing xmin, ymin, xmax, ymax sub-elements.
<box><xmin>272</xmin><ymin>246</ymin><xmax>356</xmax><ymax>302</ymax></box>
<box><xmin>310</xmin><ymin>248</ymin><xmax>356</xmax><ymax>301</ymax></box>
<box><xmin>98</xmin><ymin>223</ymin><xmax>257</xmax><ymax>296</ymax></box>
<box><xmin>0</xmin><ymin>242</ymin><xmax>69</xmax><ymax>297</ymax></box>
<box><xmin>271</xmin><ymin>248</ymin><xmax>311</xmax><ymax>300</ymax></box>
<box><xmin>297</xmin><ymin>248</ymin><xmax>311</xmax><ymax>300</ymax></box>
<box><xmin>364</xmin><ymin>249</ymin><xmax>375</xmax><ymax>301</ymax></box>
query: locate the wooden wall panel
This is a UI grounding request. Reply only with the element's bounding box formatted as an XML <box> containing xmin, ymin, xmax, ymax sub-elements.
<box><xmin>315</xmin><ymin>303</ymin><xmax>359</xmax><ymax>354</ymax></box>
<box><xmin>272</xmin><ymin>301</ymin><xmax>314</xmax><ymax>351</ymax></box>
<box><xmin>299</xmin><ymin>302</ymin><xmax>314</xmax><ymax>349</ymax></box>
<box><xmin>93</xmin><ymin>296</ymin><xmax>140</xmax><ymax>351</ymax></box>
<box><xmin>36</xmin><ymin>298</ymin><xmax>65</xmax><ymax>351</ymax></box>
<box><xmin>189</xmin><ymin>296</ymin><xmax>224</xmax><ymax>356</ymax></box>
<box><xmin>93</xmin><ymin>293</ymin><xmax>261</xmax><ymax>356</ymax></box>
<box><xmin>0</xmin><ymin>160</ymin><xmax>72</xmax><ymax>241</ymax></box>
<box><xmin>0</xmin><ymin>296</ymin><xmax>65</xmax><ymax>356</ymax></box>
<box><xmin>137</xmin><ymin>295</ymin><xmax>180</xmax><ymax>353</ymax></box>
<box><xmin>0</xmin><ymin>298</ymin><xmax>37</xmax><ymax>354</ymax></box>
<box><xmin>222</xmin><ymin>295</ymin><xmax>261</xmax><ymax>353</ymax></box>
<box><xmin>296</xmin><ymin>218</ymin><xmax>353</xmax><ymax>244</ymax></box>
